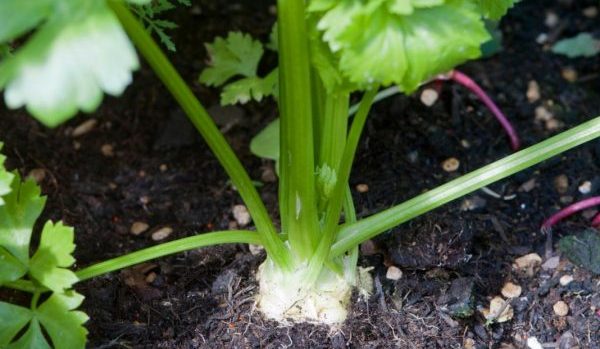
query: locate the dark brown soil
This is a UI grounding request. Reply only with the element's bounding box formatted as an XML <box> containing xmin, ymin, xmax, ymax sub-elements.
<box><xmin>1</xmin><ymin>0</ymin><xmax>599</xmax><ymax>348</ymax></box>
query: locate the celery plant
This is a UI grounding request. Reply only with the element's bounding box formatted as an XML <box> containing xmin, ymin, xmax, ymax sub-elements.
<box><xmin>2</xmin><ymin>1</ymin><xmax>600</xmax><ymax>346</ymax></box>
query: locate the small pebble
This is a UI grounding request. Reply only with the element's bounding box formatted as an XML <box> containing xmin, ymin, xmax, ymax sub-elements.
<box><xmin>145</xmin><ymin>272</ymin><xmax>157</xmax><ymax>283</ymax></box>
<box><xmin>356</xmin><ymin>184</ymin><xmax>369</xmax><ymax>193</ymax></box>
<box><xmin>442</xmin><ymin>158</ymin><xmax>460</xmax><ymax>172</ymax></box>
<box><xmin>27</xmin><ymin>168</ymin><xmax>46</xmax><ymax>184</ymax></box>
<box><xmin>535</xmin><ymin>106</ymin><xmax>553</xmax><ymax>122</ymax></box>
<box><xmin>519</xmin><ymin>178</ymin><xmax>537</xmax><ymax>193</ymax></box>
<box><xmin>73</xmin><ymin>141</ymin><xmax>81</xmax><ymax>150</ymax></box>
<box><xmin>542</xmin><ymin>256</ymin><xmax>560</xmax><ymax>270</ymax></box>
<box><xmin>559</xmin><ymin>275</ymin><xmax>574</xmax><ymax>286</ymax></box>
<box><xmin>501</xmin><ymin>282</ymin><xmax>522</xmax><ymax>298</ymax></box>
<box><xmin>130</xmin><ymin>222</ymin><xmax>150</xmax><ymax>236</ymax></box>
<box><xmin>72</xmin><ymin>119</ymin><xmax>98</xmax><ymax>137</ymax></box>
<box><xmin>386</xmin><ymin>266</ymin><xmax>403</xmax><ymax>281</ymax></box>
<box><xmin>232</xmin><ymin>205</ymin><xmax>251</xmax><ymax>227</ymax></box>
<box><xmin>545</xmin><ymin>118</ymin><xmax>561</xmax><ymax>131</ymax></box>
<box><xmin>420</xmin><ymin>88</ymin><xmax>439</xmax><ymax>107</ymax></box>
<box><xmin>553</xmin><ymin>301</ymin><xmax>569</xmax><ymax>316</ymax></box>
<box><xmin>159</xmin><ymin>164</ymin><xmax>168</xmax><ymax>172</ymax></box>
<box><xmin>554</xmin><ymin>174</ymin><xmax>569</xmax><ymax>194</ymax></box>
<box><xmin>484</xmin><ymin>296</ymin><xmax>513</xmax><ymax>323</ymax></box>
<box><xmin>140</xmin><ymin>196</ymin><xmax>151</xmax><ymax>205</ymax></box>
<box><xmin>460</xmin><ymin>196</ymin><xmax>487</xmax><ymax>211</ymax></box>
<box><xmin>583</xmin><ymin>6</ymin><xmax>598</xmax><ymax>18</ymax></box>
<box><xmin>578</xmin><ymin>181</ymin><xmax>592</xmax><ymax>195</ymax></box>
<box><xmin>460</xmin><ymin>139</ymin><xmax>471</xmax><ymax>149</ymax></box>
<box><xmin>545</xmin><ymin>12</ymin><xmax>559</xmax><ymax>27</ymax></box>
<box><xmin>151</xmin><ymin>227</ymin><xmax>173</xmax><ymax>241</ymax></box>
<box><xmin>248</xmin><ymin>244</ymin><xmax>264</xmax><ymax>255</ymax></box>
<box><xmin>561</xmin><ymin>68</ymin><xmax>578</xmax><ymax>83</ymax></box>
<box><xmin>527</xmin><ymin>337</ymin><xmax>543</xmax><ymax>349</ymax></box>
<box><xmin>536</xmin><ymin>33</ymin><xmax>548</xmax><ymax>45</ymax></box>
<box><xmin>463</xmin><ymin>338</ymin><xmax>475</xmax><ymax>349</ymax></box>
<box><xmin>100</xmin><ymin>144</ymin><xmax>114</xmax><ymax>157</ymax></box>
<box><xmin>526</xmin><ymin>81</ymin><xmax>541</xmax><ymax>103</ymax></box>
<box><xmin>514</xmin><ymin>253</ymin><xmax>542</xmax><ymax>270</ymax></box>
<box><xmin>261</xmin><ymin>165</ymin><xmax>277</xmax><ymax>183</ymax></box>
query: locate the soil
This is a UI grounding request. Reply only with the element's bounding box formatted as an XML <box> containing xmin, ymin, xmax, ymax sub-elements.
<box><xmin>1</xmin><ymin>0</ymin><xmax>600</xmax><ymax>348</ymax></box>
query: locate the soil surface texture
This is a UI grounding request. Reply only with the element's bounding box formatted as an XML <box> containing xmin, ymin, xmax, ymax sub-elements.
<box><xmin>1</xmin><ymin>0</ymin><xmax>599</xmax><ymax>348</ymax></box>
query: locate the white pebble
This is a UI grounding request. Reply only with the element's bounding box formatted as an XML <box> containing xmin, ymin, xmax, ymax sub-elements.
<box><xmin>420</xmin><ymin>88</ymin><xmax>439</xmax><ymax>107</ymax></box>
<box><xmin>72</xmin><ymin>119</ymin><xmax>97</xmax><ymax>137</ymax></box>
<box><xmin>553</xmin><ymin>301</ymin><xmax>569</xmax><ymax>316</ymax></box>
<box><xmin>130</xmin><ymin>222</ymin><xmax>150</xmax><ymax>236</ymax></box>
<box><xmin>559</xmin><ymin>275</ymin><xmax>574</xmax><ymax>286</ymax></box>
<box><xmin>152</xmin><ymin>227</ymin><xmax>173</xmax><ymax>241</ymax></box>
<box><xmin>578</xmin><ymin>181</ymin><xmax>592</xmax><ymax>195</ymax></box>
<box><xmin>232</xmin><ymin>205</ymin><xmax>251</xmax><ymax>227</ymax></box>
<box><xmin>386</xmin><ymin>266</ymin><xmax>403</xmax><ymax>281</ymax></box>
<box><xmin>527</xmin><ymin>337</ymin><xmax>543</xmax><ymax>349</ymax></box>
<box><xmin>501</xmin><ymin>282</ymin><xmax>522</xmax><ymax>298</ymax></box>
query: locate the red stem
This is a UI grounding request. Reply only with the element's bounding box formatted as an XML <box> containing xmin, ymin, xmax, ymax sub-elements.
<box><xmin>439</xmin><ymin>70</ymin><xmax>520</xmax><ymax>151</ymax></box>
<box><xmin>542</xmin><ymin>196</ymin><xmax>600</xmax><ymax>230</ymax></box>
<box><xmin>592</xmin><ymin>213</ymin><xmax>600</xmax><ymax>227</ymax></box>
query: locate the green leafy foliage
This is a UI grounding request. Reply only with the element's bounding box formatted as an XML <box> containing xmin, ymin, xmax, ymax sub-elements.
<box><xmin>250</xmin><ymin>118</ymin><xmax>280</xmax><ymax>164</ymax></box>
<box><xmin>0</xmin><ymin>175</ymin><xmax>46</xmax><ymax>284</ymax></box>
<box><xmin>308</xmin><ymin>0</ymin><xmax>490</xmax><ymax>91</ymax></box>
<box><xmin>0</xmin><ymin>0</ymin><xmax>147</xmax><ymax>127</ymax></box>
<box><xmin>130</xmin><ymin>0</ymin><xmax>191</xmax><ymax>52</ymax></box>
<box><xmin>29</xmin><ymin>222</ymin><xmax>79</xmax><ymax>293</ymax></box>
<box><xmin>552</xmin><ymin>33</ymin><xmax>600</xmax><ymax>58</ymax></box>
<box><xmin>476</xmin><ymin>0</ymin><xmax>519</xmax><ymax>20</ymax></box>
<box><xmin>0</xmin><ymin>291</ymin><xmax>88</xmax><ymax>349</ymax></box>
<box><xmin>199</xmin><ymin>31</ymin><xmax>279</xmax><ymax>105</ymax></box>
<box><xmin>0</xmin><ymin>143</ymin><xmax>13</xmax><ymax>205</ymax></box>
<box><xmin>0</xmin><ymin>146</ymin><xmax>87</xmax><ymax>348</ymax></box>
<box><xmin>559</xmin><ymin>229</ymin><xmax>600</xmax><ymax>275</ymax></box>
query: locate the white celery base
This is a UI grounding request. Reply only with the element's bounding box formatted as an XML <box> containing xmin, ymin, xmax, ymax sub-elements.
<box><xmin>256</xmin><ymin>259</ymin><xmax>371</xmax><ymax>325</ymax></box>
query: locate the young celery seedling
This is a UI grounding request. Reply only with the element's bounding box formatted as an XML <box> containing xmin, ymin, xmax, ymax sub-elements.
<box><xmin>3</xmin><ymin>1</ymin><xmax>600</xmax><ymax>343</ymax></box>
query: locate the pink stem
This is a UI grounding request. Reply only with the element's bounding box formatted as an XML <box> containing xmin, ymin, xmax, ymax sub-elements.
<box><xmin>438</xmin><ymin>70</ymin><xmax>520</xmax><ymax>151</ymax></box>
<box><xmin>592</xmin><ymin>213</ymin><xmax>600</xmax><ymax>227</ymax></box>
<box><xmin>542</xmin><ymin>196</ymin><xmax>600</xmax><ymax>230</ymax></box>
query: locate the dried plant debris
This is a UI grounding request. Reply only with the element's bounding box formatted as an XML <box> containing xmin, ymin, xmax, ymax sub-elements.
<box><xmin>558</xmin><ymin>229</ymin><xmax>600</xmax><ymax>275</ymax></box>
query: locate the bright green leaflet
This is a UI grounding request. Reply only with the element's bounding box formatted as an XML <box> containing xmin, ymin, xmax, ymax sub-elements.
<box><xmin>29</xmin><ymin>221</ymin><xmax>79</xmax><ymax>293</ymax></box>
<box><xmin>0</xmin><ymin>292</ymin><xmax>88</xmax><ymax>349</ymax></box>
<box><xmin>477</xmin><ymin>0</ymin><xmax>519</xmax><ymax>20</ymax></box>
<box><xmin>0</xmin><ymin>175</ymin><xmax>46</xmax><ymax>279</ymax></box>
<box><xmin>309</xmin><ymin>0</ymin><xmax>490</xmax><ymax>91</ymax></box>
<box><xmin>199</xmin><ymin>32</ymin><xmax>279</xmax><ymax>105</ymax></box>
<box><xmin>552</xmin><ymin>33</ymin><xmax>600</xmax><ymax>58</ymax></box>
<box><xmin>129</xmin><ymin>0</ymin><xmax>191</xmax><ymax>52</ymax></box>
<box><xmin>0</xmin><ymin>143</ymin><xmax>14</xmax><ymax>205</ymax></box>
<box><xmin>0</xmin><ymin>0</ymin><xmax>148</xmax><ymax>127</ymax></box>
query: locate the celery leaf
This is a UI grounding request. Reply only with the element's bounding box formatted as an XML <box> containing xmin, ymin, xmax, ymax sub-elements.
<box><xmin>0</xmin><ymin>175</ymin><xmax>46</xmax><ymax>271</ymax></box>
<box><xmin>29</xmin><ymin>221</ymin><xmax>79</xmax><ymax>293</ymax></box>
<box><xmin>0</xmin><ymin>301</ymin><xmax>32</xmax><ymax>346</ymax></box>
<box><xmin>221</xmin><ymin>69</ymin><xmax>279</xmax><ymax>105</ymax></box>
<box><xmin>0</xmin><ymin>291</ymin><xmax>88</xmax><ymax>349</ymax></box>
<box><xmin>0</xmin><ymin>1</ymin><xmax>140</xmax><ymax>127</ymax></box>
<box><xmin>477</xmin><ymin>0</ymin><xmax>519</xmax><ymax>20</ymax></box>
<box><xmin>0</xmin><ymin>143</ymin><xmax>14</xmax><ymax>205</ymax></box>
<box><xmin>0</xmin><ymin>0</ymin><xmax>53</xmax><ymax>43</ymax></box>
<box><xmin>200</xmin><ymin>32</ymin><xmax>279</xmax><ymax>105</ymax></box>
<box><xmin>310</xmin><ymin>0</ymin><xmax>490</xmax><ymax>91</ymax></box>
<box><xmin>552</xmin><ymin>33</ymin><xmax>600</xmax><ymax>58</ymax></box>
<box><xmin>199</xmin><ymin>32</ymin><xmax>264</xmax><ymax>86</ymax></box>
